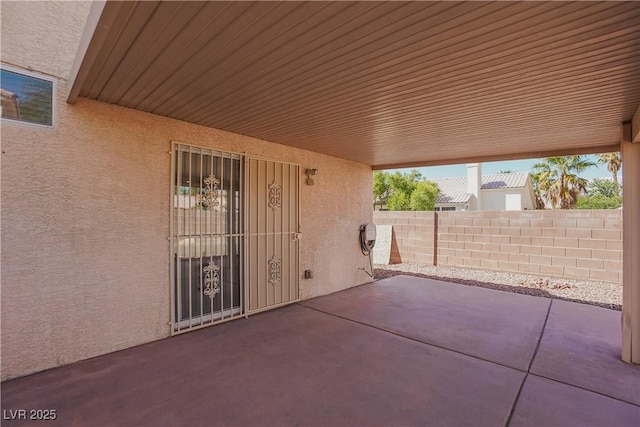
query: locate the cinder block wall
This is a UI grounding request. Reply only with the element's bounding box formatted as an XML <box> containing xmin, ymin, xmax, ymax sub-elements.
<box><xmin>373</xmin><ymin>210</ymin><xmax>622</xmax><ymax>284</ymax></box>
<box><xmin>375</xmin><ymin>212</ymin><xmax>436</xmax><ymax>265</ymax></box>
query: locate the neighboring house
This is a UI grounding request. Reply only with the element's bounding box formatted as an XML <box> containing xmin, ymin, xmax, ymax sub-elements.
<box><xmin>431</xmin><ymin>164</ymin><xmax>536</xmax><ymax>211</ymax></box>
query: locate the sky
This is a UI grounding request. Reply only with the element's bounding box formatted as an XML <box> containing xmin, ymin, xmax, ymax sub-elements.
<box><xmin>1</xmin><ymin>69</ymin><xmax>49</xmax><ymax>99</ymax></box>
<box><xmin>391</xmin><ymin>154</ymin><xmax>619</xmax><ymax>182</ymax></box>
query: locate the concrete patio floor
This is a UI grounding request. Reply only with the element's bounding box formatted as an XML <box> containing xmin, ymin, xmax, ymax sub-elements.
<box><xmin>2</xmin><ymin>275</ymin><xmax>639</xmax><ymax>426</ymax></box>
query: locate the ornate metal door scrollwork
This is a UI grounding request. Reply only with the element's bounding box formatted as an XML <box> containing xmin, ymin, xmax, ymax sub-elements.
<box><xmin>268</xmin><ymin>181</ymin><xmax>281</xmax><ymax>210</ymax></box>
<box><xmin>203</xmin><ymin>263</ymin><xmax>220</xmax><ymax>299</ymax></box>
<box><xmin>268</xmin><ymin>255</ymin><xmax>281</xmax><ymax>285</ymax></box>
<box><xmin>202</xmin><ymin>175</ymin><xmax>220</xmax><ymax>208</ymax></box>
<box><xmin>267</xmin><ymin>180</ymin><xmax>282</xmax><ymax>285</ymax></box>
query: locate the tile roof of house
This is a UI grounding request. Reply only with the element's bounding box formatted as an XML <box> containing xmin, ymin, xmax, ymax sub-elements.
<box><xmin>430</xmin><ymin>172</ymin><xmax>530</xmax><ymax>204</ymax></box>
<box><xmin>430</xmin><ymin>177</ymin><xmax>471</xmax><ymax>204</ymax></box>
<box><xmin>481</xmin><ymin>171</ymin><xmax>530</xmax><ymax>190</ymax></box>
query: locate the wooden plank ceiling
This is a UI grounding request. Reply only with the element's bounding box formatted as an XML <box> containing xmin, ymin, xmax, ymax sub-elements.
<box><xmin>68</xmin><ymin>1</ymin><xmax>640</xmax><ymax>168</ymax></box>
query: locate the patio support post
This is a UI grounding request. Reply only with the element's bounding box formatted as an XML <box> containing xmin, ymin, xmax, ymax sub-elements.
<box><xmin>621</xmin><ymin>120</ymin><xmax>640</xmax><ymax>364</ymax></box>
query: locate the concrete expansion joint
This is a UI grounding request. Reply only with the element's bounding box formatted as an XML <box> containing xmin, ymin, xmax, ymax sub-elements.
<box><xmin>526</xmin><ymin>372</ymin><xmax>640</xmax><ymax>409</ymax></box>
<box><xmin>300</xmin><ymin>298</ymin><xmax>640</xmax><ymax>418</ymax></box>
<box><xmin>504</xmin><ymin>299</ymin><xmax>553</xmax><ymax>426</ymax></box>
<box><xmin>512</xmin><ymin>298</ymin><xmax>639</xmax><ymax>422</ymax></box>
<box><xmin>298</xmin><ymin>302</ymin><xmax>523</xmax><ymax>372</ymax></box>
<box><xmin>529</xmin><ymin>299</ymin><xmax>553</xmax><ymax>373</ymax></box>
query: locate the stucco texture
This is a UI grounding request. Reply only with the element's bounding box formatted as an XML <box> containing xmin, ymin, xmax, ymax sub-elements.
<box><xmin>1</xmin><ymin>3</ymin><xmax>372</xmax><ymax>381</ymax></box>
<box><xmin>1</xmin><ymin>87</ymin><xmax>373</xmax><ymax>380</ymax></box>
<box><xmin>1</xmin><ymin>1</ymin><xmax>91</xmax><ymax>79</ymax></box>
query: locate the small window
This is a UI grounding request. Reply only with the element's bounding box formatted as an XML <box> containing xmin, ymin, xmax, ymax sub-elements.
<box><xmin>1</xmin><ymin>66</ymin><xmax>54</xmax><ymax>127</ymax></box>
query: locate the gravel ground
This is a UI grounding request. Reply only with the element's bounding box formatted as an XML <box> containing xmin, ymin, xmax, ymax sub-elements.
<box><xmin>374</xmin><ymin>264</ymin><xmax>622</xmax><ymax>311</ymax></box>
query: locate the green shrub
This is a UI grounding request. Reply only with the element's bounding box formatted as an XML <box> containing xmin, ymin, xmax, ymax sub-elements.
<box><xmin>410</xmin><ymin>181</ymin><xmax>439</xmax><ymax>211</ymax></box>
<box><xmin>576</xmin><ymin>195</ymin><xmax>622</xmax><ymax>209</ymax></box>
<box><xmin>388</xmin><ymin>192</ymin><xmax>411</xmax><ymax>211</ymax></box>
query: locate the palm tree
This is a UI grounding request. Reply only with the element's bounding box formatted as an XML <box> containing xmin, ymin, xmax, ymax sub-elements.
<box><xmin>533</xmin><ymin>156</ymin><xmax>595</xmax><ymax>209</ymax></box>
<box><xmin>530</xmin><ymin>170</ymin><xmax>549</xmax><ymax>209</ymax></box>
<box><xmin>597</xmin><ymin>152</ymin><xmax>621</xmax><ymax>184</ymax></box>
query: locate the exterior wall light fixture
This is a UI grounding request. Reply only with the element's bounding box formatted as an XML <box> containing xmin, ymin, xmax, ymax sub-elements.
<box><xmin>305</xmin><ymin>168</ymin><xmax>318</xmax><ymax>185</ymax></box>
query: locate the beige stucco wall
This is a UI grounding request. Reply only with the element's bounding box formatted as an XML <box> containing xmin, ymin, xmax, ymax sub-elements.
<box><xmin>1</xmin><ymin>1</ymin><xmax>91</xmax><ymax>80</ymax></box>
<box><xmin>1</xmin><ymin>2</ymin><xmax>373</xmax><ymax>380</ymax></box>
<box><xmin>482</xmin><ymin>189</ymin><xmax>531</xmax><ymax>211</ymax></box>
<box><xmin>482</xmin><ymin>190</ymin><xmax>508</xmax><ymax>211</ymax></box>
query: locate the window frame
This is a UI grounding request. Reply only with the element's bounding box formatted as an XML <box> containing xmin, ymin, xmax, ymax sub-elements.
<box><xmin>1</xmin><ymin>63</ymin><xmax>57</xmax><ymax>130</ymax></box>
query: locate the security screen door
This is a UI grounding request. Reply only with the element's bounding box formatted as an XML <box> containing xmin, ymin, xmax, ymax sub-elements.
<box><xmin>245</xmin><ymin>157</ymin><xmax>300</xmax><ymax>314</ymax></box>
<box><xmin>171</xmin><ymin>143</ymin><xmax>243</xmax><ymax>333</ymax></box>
<box><xmin>171</xmin><ymin>143</ymin><xmax>299</xmax><ymax>334</ymax></box>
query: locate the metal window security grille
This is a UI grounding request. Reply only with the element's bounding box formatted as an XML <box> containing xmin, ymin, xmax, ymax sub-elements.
<box><xmin>170</xmin><ymin>143</ymin><xmax>244</xmax><ymax>333</ymax></box>
<box><xmin>245</xmin><ymin>158</ymin><xmax>300</xmax><ymax>314</ymax></box>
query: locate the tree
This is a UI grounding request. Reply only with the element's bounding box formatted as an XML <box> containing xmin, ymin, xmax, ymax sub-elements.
<box><xmin>386</xmin><ymin>170</ymin><xmax>422</xmax><ymax>211</ymax></box>
<box><xmin>374</xmin><ymin>169</ymin><xmax>439</xmax><ymax>211</ymax></box>
<box><xmin>372</xmin><ymin>171</ymin><xmax>392</xmax><ymax>210</ymax></box>
<box><xmin>410</xmin><ymin>181</ymin><xmax>439</xmax><ymax>211</ymax></box>
<box><xmin>387</xmin><ymin>170</ymin><xmax>422</xmax><ymax>196</ymax></box>
<box><xmin>18</xmin><ymin>79</ymin><xmax>53</xmax><ymax>126</ymax></box>
<box><xmin>588</xmin><ymin>178</ymin><xmax>621</xmax><ymax>198</ymax></box>
<box><xmin>529</xmin><ymin>171</ymin><xmax>547</xmax><ymax>209</ymax></box>
<box><xmin>387</xmin><ymin>191</ymin><xmax>412</xmax><ymax>211</ymax></box>
<box><xmin>532</xmin><ymin>155</ymin><xmax>595</xmax><ymax>209</ymax></box>
<box><xmin>576</xmin><ymin>178</ymin><xmax>622</xmax><ymax>209</ymax></box>
<box><xmin>597</xmin><ymin>152</ymin><xmax>621</xmax><ymax>184</ymax></box>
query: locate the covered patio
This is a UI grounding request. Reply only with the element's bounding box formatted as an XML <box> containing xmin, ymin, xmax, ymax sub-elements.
<box><xmin>2</xmin><ymin>3</ymin><xmax>640</xmax><ymax>423</ymax></box>
<box><xmin>64</xmin><ymin>0</ymin><xmax>640</xmax><ymax>366</ymax></box>
<box><xmin>2</xmin><ymin>276</ymin><xmax>638</xmax><ymax>426</ymax></box>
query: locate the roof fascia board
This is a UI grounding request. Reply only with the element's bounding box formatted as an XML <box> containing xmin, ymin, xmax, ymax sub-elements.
<box><xmin>66</xmin><ymin>1</ymin><xmax>120</xmax><ymax>103</ymax></box>
<box><xmin>632</xmin><ymin>105</ymin><xmax>640</xmax><ymax>143</ymax></box>
<box><xmin>372</xmin><ymin>144</ymin><xmax>621</xmax><ymax>170</ymax></box>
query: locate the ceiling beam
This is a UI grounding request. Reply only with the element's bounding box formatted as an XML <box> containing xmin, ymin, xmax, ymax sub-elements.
<box><xmin>372</xmin><ymin>143</ymin><xmax>621</xmax><ymax>170</ymax></box>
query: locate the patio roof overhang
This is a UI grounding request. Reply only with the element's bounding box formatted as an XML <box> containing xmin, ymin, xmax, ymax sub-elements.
<box><xmin>67</xmin><ymin>1</ymin><xmax>640</xmax><ymax>169</ymax></box>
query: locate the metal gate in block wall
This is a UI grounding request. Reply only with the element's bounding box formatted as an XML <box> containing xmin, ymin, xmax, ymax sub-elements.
<box><xmin>170</xmin><ymin>143</ymin><xmax>299</xmax><ymax>334</ymax></box>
